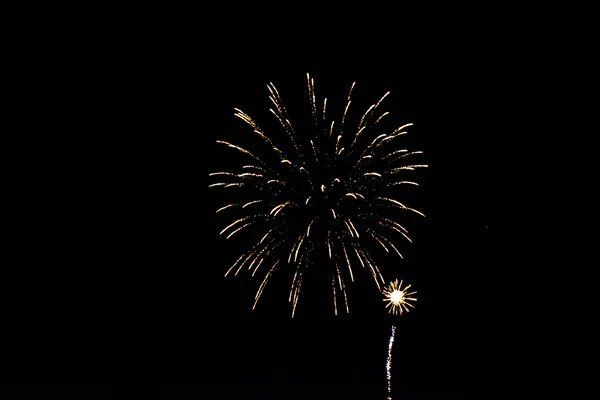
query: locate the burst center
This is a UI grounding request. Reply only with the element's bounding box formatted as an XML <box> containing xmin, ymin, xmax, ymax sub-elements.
<box><xmin>390</xmin><ymin>290</ymin><xmax>403</xmax><ymax>304</ymax></box>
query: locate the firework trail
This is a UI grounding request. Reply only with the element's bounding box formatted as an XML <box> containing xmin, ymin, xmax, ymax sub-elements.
<box><xmin>383</xmin><ymin>279</ymin><xmax>417</xmax><ymax>399</ymax></box>
<box><xmin>386</xmin><ymin>325</ymin><xmax>396</xmax><ymax>400</ymax></box>
<box><xmin>210</xmin><ymin>74</ymin><xmax>427</xmax><ymax>315</ymax></box>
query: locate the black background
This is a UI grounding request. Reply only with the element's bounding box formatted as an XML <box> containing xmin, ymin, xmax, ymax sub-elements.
<box><xmin>2</xmin><ymin>6</ymin><xmax>595</xmax><ymax>399</ymax></box>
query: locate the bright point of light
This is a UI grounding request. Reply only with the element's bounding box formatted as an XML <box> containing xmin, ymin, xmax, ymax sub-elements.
<box><xmin>390</xmin><ymin>290</ymin><xmax>403</xmax><ymax>304</ymax></box>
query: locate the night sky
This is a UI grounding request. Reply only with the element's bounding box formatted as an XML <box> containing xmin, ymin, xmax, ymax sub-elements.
<box><xmin>3</xmin><ymin>6</ymin><xmax>594</xmax><ymax>399</ymax></box>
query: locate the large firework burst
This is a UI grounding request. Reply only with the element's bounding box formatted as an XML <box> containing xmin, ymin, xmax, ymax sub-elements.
<box><xmin>209</xmin><ymin>73</ymin><xmax>426</xmax><ymax>316</ymax></box>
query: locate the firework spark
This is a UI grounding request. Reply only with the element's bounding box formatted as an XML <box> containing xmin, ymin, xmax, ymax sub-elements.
<box><xmin>382</xmin><ymin>279</ymin><xmax>417</xmax><ymax>315</ymax></box>
<box><xmin>210</xmin><ymin>74</ymin><xmax>426</xmax><ymax>315</ymax></box>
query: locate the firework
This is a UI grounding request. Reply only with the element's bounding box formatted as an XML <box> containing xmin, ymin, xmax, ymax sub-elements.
<box><xmin>384</xmin><ymin>279</ymin><xmax>416</xmax><ymax>399</ymax></box>
<box><xmin>382</xmin><ymin>279</ymin><xmax>417</xmax><ymax>315</ymax></box>
<box><xmin>210</xmin><ymin>73</ymin><xmax>426</xmax><ymax>316</ymax></box>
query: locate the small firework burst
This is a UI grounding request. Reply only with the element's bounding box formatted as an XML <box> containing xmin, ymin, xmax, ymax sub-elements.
<box><xmin>382</xmin><ymin>279</ymin><xmax>416</xmax><ymax>315</ymax></box>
